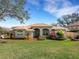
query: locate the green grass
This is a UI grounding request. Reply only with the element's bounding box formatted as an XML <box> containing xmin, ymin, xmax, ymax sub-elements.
<box><xmin>0</xmin><ymin>40</ymin><xmax>79</xmax><ymax>59</ymax></box>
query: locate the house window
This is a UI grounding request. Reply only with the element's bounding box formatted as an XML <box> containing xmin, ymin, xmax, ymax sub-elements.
<box><xmin>15</xmin><ymin>30</ymin><xmax>25</xmax><ymax>37</ymax></box>
<box><xmin>17</xmin><ymin>30</ymin><xmax>23</xmax><ymax>35</ymax></box>
<box><xmin>43</xmin><ymin>29</ymin><xmax>49</xmax><ymax>35</ymax></box>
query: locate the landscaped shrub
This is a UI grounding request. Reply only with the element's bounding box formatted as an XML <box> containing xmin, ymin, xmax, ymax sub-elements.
<box><xmin>70</xmin><ymin>29</ymin><xmax>79</xmax><ymax>32</ymax></box>
<box><xmin>38</xmin><ymin>36</ymin><xmax>45</xmax><ymax>40</ymax></box>
<box><xmin>4</xmin><ymin>35</ymin><xmax>10</xmax><ymax>39</ymax></box>
<box><xmin>49</xmin><ymin>31</ymin><xmax>56</xmax><ymax>39</ymax></box>
<box><xmin>46</xmin><ymin>35</ymin><xmax>53</xmax><ymax>39</ymax></box>
<box><xmin>57</xmin><ymin>30</ymin><xmax>64</xmax><ymax>36</ymax></box>
<box><xmin>71</xmin><ymin>33</ymin><xmax>79</xmax><ymax>41</ymax></box>
<box><xmin>56</xmin><ymin>30</ymin><xmax>65</xmax><ymax>40</ymax></box>
<box><xmin>66</xmin><ymin>32</ymin><xmax>78</xmax><ymax>41</ymax></box>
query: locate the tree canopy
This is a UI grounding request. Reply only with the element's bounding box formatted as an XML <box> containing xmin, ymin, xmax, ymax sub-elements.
<box><xmin>0</xmin><ymin>0</ymin><xmax>29</xmax><ymax>23</ymax></box>
<box><xmin>0</xmin><ymin>27</ymin><xmax>9</xmax><ymax>34</ymax></box>
<box><xmin>57</xmin><ymin>13</ymin><xmax>79</xmax><ymax>27</ymax></box>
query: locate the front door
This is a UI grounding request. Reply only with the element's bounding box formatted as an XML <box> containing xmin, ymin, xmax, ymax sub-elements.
<box><xmin>34</xmin><ymin>28</ymin><xmax>40</xmax><ymax>38</ymax></box>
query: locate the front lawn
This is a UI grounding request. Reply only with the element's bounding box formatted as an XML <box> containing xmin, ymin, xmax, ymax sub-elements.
<box><xmin>0</xmin><ymin>40</ymin><xmax>79</xmax><ymax>59</ymax></box>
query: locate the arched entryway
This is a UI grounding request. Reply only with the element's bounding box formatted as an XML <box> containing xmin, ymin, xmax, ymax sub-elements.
<box><xmin>43</xmin><ymin>29</ymin><xmax>49</xmax><ymax>36</ymax></box>
<box><xmin>33</xmin><ymin>28</ymin><xmax>40</xmax><ymax>38</ymax></box>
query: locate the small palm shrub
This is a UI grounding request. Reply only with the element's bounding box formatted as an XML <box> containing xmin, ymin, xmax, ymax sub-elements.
<box><xmin>56</xmin><ymin>30</ymin><xmax>65</xmax><ymax>40</ymax></box>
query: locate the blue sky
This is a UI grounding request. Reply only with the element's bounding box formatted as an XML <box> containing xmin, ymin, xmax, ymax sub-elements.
<box><xmin>0</xmin><ymin>0</ymin><xmax>79</xmax><ymax>28</ymax></box>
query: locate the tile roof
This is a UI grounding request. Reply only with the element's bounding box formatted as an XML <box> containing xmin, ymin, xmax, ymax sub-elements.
<box><xmin>52</xmin><ymin>26</ymin><xmax>67</xmax><ymax>30</ymax></box>
<box><xmin>31</xmin><ymin>23</ymin><xmax>51</xmax><ymax>27</ymax></box>
<box><xmin>12</xmin><ymin>26</ymin><xmax>34</xmax><ymax>31</ymax></box>
<box><xmin>68</xmin><ymin>21</ymin><xmax>79</xmax><ymax>27</ymax></box>
<box><xmin>12</xmin><ymin>23</ymin><xmax>67</xmax><ymax>31</ymax></box>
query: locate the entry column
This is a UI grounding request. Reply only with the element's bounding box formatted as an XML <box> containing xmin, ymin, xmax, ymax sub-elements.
<box><xmin>40</xmin><ymin>28</ymin><xmax>43</xmax><ymax>37</ymax></box>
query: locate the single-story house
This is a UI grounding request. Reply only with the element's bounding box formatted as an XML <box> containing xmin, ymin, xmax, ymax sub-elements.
<box><xmin>11</xmin><ymin>23</ymin><xmax>67</xmax><ymax>40</ymax></box>
<box><xmin>67</xmin><ymin>21</ymin><xmax>79</xmax><ymax>31</ymax></box>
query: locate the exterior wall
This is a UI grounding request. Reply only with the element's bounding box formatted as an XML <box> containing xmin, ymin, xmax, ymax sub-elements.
<box><xmin>26</xmin><ymin>31</ymin><xmax>33</xmax><ymax>40</ymax></box>
<box><xmin>14</xmin><ymin>30</ymin><xmax>26</xmax><ymax>38</ymax></box>
<box><xmin>33</xmin><ymin>27</ymin><xmax>51</xmax><ymax>38</ymax></box>
<box><xmin>68</xmin><ymin>26</ymin><xmax>79</xmax><ymax>31</ymax></box>
<box><xmin>13</xmin><ymin>30</ymin><xmax>33</xmax><ymax>39</ymax></box>
<box><xmin>28</xmin><ymin>32</ymin><xmax>33</xmax><ymax>40</ymax></box>
<box><xmin>42</xmin><ymin>28</ymin><xmax>51</xmax><ymax>37</ymax></box>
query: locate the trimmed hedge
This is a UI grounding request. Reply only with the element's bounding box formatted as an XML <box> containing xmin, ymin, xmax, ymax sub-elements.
<box><xmin>70</xmin><ymin>29</ymin><xmax>79</xmax><ymax>32</ymax></box>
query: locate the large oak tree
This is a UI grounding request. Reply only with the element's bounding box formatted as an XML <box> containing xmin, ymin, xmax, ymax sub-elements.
<box><xmin>0</xmin><ymin>0</ymin><xmax>29</xmax><ymax>23</ymax></box>
<box><xmin>57</xmin><ymin>13</ymin><xmax>79</xmax><ymax>27</ymax></box>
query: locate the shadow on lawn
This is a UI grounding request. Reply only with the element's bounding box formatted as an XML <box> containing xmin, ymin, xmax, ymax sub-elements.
<box><xmin>0</xmin><ymin>40</ymin><xmax>7</xmax><ymax>44</ymax></box>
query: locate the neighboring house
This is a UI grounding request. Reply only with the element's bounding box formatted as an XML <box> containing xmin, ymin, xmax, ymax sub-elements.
<box><xmin>11</xmin><ymin>23</ymin><xmax>67</xmax><ymax>39</ymax></box>
<box><xmin>67</xmin><ymin>21</ymin><xmax>79</xmax><ymax>31</ymax></box>
<box><xmin>51</xmin><ymin>26</ymin><xmax>68</xmax><ymax>31</ymax></box>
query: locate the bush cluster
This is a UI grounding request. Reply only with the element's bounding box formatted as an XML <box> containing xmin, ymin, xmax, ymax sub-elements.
<box><xmin>49</xmin><ymin>30</ymin><xmax>65</xmax><ymax>40</ymax></box>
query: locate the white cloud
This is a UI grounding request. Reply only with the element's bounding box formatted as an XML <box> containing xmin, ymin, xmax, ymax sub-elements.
<box><xmin>44</xmin><ymin>5</ymin><xmax>79</xmax><ymax>17</ymax></box>
<box><xmin>56</xmin><ymin>6</ymin><xmax>79</xmax><ymax>17</ymax></box>
<box><xmin>44</xmin><ymin>0</ymin><xmax>79</xmax><ymax>17</ymax></box>
<box><xmin>27</xmin><ymin>0</ymin><xmax>79</xmax><ymax>17</ymax></box>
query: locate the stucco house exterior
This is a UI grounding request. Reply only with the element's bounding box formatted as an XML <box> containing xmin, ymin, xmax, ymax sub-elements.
<box><xmin>11</xmin><ymin>23</ymin><xmax>67</xmax><ymax>40</ymax></box>
<box><xmin>67</xmin><ymin>21</ymin><xmax>79</xmax><ymax>31</ymax></box>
